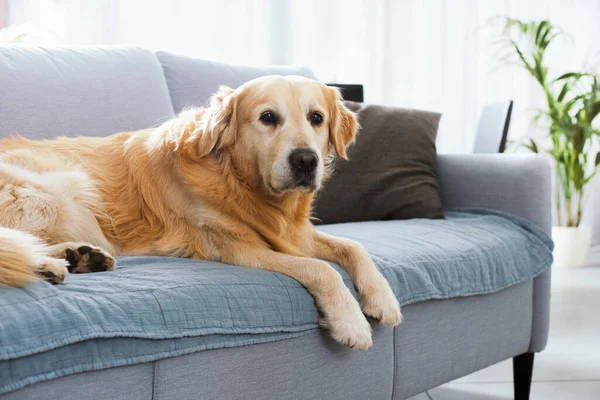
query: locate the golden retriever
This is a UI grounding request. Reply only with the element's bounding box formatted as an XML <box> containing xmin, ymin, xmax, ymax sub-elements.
<box><xmin>0</xmin><ymin>75</ymin><xmax>401</xmax><ymax>349</ymax></box>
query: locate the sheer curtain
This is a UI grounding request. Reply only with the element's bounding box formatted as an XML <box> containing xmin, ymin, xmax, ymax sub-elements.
<box><xmin>6</xmin><ymin>0</ymin><xmax>600</xmax><ymax>153</ymax></box>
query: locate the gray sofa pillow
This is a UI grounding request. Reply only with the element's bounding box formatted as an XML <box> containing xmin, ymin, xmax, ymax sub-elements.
<box><xmin>0</xmin><ymin>46</ymin><xmax>174</xmax><ymax>139</ymax></box>
<box><xmin>156</xmin><ymin>51</ymin><xmax>317</xmax><ymax>112</ymax></box>
<box><xmin>313</xmin><ymin>101</ymin><xmax>444</xmax><ymax>224</ymax></box>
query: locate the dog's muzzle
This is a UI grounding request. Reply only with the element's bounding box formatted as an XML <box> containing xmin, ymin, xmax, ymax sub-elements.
<box><xmin>288</xmin><ymin>148</ymin><xmax>318</xmax><ymax>188</ymax></box>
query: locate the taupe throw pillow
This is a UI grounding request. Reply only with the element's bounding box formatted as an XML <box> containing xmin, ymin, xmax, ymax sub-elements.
<box><xmin>313</xmin><ymin>101</ymin><xmax>444</xmax><ymax>224</ymax></box>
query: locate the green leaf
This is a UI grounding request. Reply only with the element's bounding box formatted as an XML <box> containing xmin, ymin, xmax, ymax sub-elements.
<box><xmin>587</xmin><ymin>100</ymin><xmax>600</xmax><ymax>122</ymax></box>
<box><xmin>595</xmin><ymin>152</ymin><xmax>600</xmax><ymax>167</ymax></box>
<box><xmin>564</xmin><ymin>94</ymin><xmax>586</xmax><ymax>111</ymax></box>
<box><xmin>554</xmin><ymin>72</ymin><xmax>589</xmax><ymax>81</ymax></box>
<box><xmin>584</xmin><ymin>171</ymin><xmax>597</xmax><ymax>185</ymax></box>
<box><xmin>534</xmin><ymin>21</ymin><xmax>548</xmax><ymax>45</ymax></box>
<box><xmin>525</xmin><ymin>139</ymin><xmax>539</xmax><ymax>153</ymax></box>
<box><xmin>509</xmin><ymin>39</ymin><xmax>535</xmax><ymax>74</ymax></box>
<box><xmin>557</xmin><ymin>81</ymin><xmax>571</xmax><ymax>102</ymax></box>
<box><xmin>539</xmin><ymin>27</ymin><xmax>553</xmax><ymax>49</ymax></box>
<box><xmin>573</xmin><ymin>163</ymin><xmax>585</xmax><ymax>190</ymax></box>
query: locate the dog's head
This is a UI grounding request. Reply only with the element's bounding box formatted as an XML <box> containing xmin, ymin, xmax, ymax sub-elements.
<box><xmin>199</xmin><ymin>75</ymin><xmax>358</xmax><ymax>195</ymax></box>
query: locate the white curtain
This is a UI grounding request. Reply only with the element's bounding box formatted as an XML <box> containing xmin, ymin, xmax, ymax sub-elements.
<box><xmin>6</xmin><ymin>0</ymin><xmax>600</xmax><ymax>153</ymax></box>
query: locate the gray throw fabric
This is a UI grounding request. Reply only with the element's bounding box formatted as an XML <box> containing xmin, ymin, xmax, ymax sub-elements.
<box><xmin>437</xmin><ymin>154</ymin><xmax>553</xmax><ymax>353</ymax></box>
<box><xmin>313</xmin><ymin>101</ymin><xmax>444</xmax><ymax>224</ymax></box>
<box><xmin>0</xmin><ymin>46</ymin><xmax>175</xmax><ymax>139</ymax></box>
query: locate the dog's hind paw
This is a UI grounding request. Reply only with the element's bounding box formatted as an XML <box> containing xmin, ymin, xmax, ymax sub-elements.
<box><xmin>53</xmin><ymin>243</ymin><xmax>116</xmax><ymax>274</ymax></box>
<box><xmin>37</xmin><ymin>257</ymin><xmax>69</xmax><ymax>284</ymax></box>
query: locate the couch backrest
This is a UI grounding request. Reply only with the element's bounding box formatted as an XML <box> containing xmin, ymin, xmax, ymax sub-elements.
<box><xmin>0</xmin><ymin>46</ymin><xmax>317</xmax><ymax>139</ymax></box>
<box><xmin>0</xmin><ymin>46</ymin><xmax>175</xmax><ymax>139</ymax></box>
<box><xmin>156</xmin><ymin>51</ymin><xmax>317</xmax><ymax>113</ymax></box>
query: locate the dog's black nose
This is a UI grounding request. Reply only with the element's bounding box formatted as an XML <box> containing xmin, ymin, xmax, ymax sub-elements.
<box><xmin>289</xmin><ymin>149</ymin><xmax>318</xmax><ymax>173</ymax></box>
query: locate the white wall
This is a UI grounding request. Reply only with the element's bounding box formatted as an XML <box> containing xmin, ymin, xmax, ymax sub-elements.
<box><xmin>7</xmin><ymin>0</ymin><xmax>600</xmax><ymax>154</ymax></box>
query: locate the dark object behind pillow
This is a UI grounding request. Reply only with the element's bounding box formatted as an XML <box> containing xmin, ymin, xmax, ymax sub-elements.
<box><xmin>326</xmin><ymin>84</ymin><xmax>364</xmax><ymax>102</ymax></box>
<box><xmin>313</xmin><ymin>101</ymin><xmax>444</xmax><ymax>224</ymax></box>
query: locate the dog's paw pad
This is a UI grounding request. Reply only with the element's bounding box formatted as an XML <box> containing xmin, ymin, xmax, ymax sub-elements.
<box><xmin>38</xmin><ymin>270</ymin><xmax>63</xmax><ymax>284</ymax></box>
<box><xmin>64</xmin><ymin>245</ymin><xmax>116</xmax><ymax>274</ymax></box>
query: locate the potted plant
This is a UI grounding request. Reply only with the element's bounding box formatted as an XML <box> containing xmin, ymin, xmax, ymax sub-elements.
<box><xmin>498</xmin><ymin>18</ymin><xmax>600</xmax><ymax>268</ymax></box>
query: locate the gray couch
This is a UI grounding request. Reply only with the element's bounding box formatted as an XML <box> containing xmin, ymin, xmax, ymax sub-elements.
<box><xmin>0</xmin><ymin>46</ymin><xmax>551</xmax><ymax>400</ymax></box>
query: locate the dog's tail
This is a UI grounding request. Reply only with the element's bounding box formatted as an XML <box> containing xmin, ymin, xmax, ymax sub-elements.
<box><xmin>0</xmin><ymin>227</ymin><xmax>48</xmax><ymax>287</ymax></box>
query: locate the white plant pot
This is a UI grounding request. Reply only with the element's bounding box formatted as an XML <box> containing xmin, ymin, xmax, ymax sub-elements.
<box><xmin>551</xmin><ymin>226</ymin><xmax>592</xmax><ymax>268</ymax></box>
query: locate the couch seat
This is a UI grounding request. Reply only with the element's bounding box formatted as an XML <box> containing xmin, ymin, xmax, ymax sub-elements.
<box><xmin>0</xmin><ymin>210</ymin><xmax>553</xmax><ymax>393</ymax></box>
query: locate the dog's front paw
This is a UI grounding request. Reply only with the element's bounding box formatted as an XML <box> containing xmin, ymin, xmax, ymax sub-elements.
<box><xmin>360</xmin><ymin>278</ymin><xmax>402</xmax><ymax>326</ymax></box>
<box><xmin>320</xmin><ymin>290</ymin><xmax>373</xmax><ymax>350</ymax></box>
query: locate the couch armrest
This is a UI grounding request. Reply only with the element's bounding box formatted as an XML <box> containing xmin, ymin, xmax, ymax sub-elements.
<box><xmin>437</xmin><ymin>153</ymin><xmax>552</xmax><ymax>352</ymax></box>
<box><xmin>437</xmin><ymin>154</ymin><xmax>552</xmax><ymax>233</ymax></box>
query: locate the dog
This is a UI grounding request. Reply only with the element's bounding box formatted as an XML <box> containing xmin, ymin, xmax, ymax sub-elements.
<box><xmin>0</xmin><ymin>75</ymin><xmax>401</xmax><ymax>350</ymax></box>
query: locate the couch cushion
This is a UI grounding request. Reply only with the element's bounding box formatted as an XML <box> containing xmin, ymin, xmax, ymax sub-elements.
<box><xmin>156</xmin><ymin>51</ymin><xmax>317</xmax><ymax>112</ymax></box>
<box><xmin>314</xmin><ymin>101</ymin><xmax>444</xmax><ymax>224</ymax></box>
<box><xmin>0</xmin><ymin>46</ymin><xmax>174</xmax><ymax>139</ymax></box>
<box><xmin>0</xmin><ymin>210</ymin><xmax>553</xmax><ymax>394</ymax></box>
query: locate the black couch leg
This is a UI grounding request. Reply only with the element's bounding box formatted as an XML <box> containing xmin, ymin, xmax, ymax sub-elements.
<box><xmin>513</xmin><ymin>353</ymin><xmax>534</xmax><ymax>400</ymax></box>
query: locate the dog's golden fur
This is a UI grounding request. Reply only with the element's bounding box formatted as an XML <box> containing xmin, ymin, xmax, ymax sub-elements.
<box><xmin>0</xmin><ymin>76</ymin><xmax>400</xmax><ymax>349</ymax></box>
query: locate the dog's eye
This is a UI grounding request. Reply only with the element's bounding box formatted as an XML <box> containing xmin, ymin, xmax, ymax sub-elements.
<box><xmin>310</xmin><ymin>112</ymin><xmax>324</xmax><ymax>126</ymax></box>
<box><xmin>259</xmin><ymin>111</ymin><xmax>278</xmax><ymax>125</ymax></box>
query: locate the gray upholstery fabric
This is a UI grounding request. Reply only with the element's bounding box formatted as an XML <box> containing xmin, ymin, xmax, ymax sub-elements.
<box><xmin>0</xmin><ymin>46</ymin><xmax>175</xmax><ymax>140</ymax></box>
<box><xmin>156</xmin><ymin>51</ymin><xmax>317</xmax><ymax>112</ymax></box>
<box><xmin>2</xmin><ymin>281</ymin><xmax>535</xmax><ymax>400</ymax></box>
<box><xmin>393</xmin><ymin>281</ymin><xmax>533</xmax><ymax>399</ymax></box>
<box><xmin>314</xmin><ymin>102</ymin><xmax>444</xmax><ymax>224</ymax></box>
<box><xmin>437</xmin><ymin>154</ymin><xmax>552</xmax><ymax>353</ymax></box>
<box><xmin>1</xmin><ymin>364</ymin><xmax>153</xmax><ymax>400</ymax></box>
<box><xmin>153</xmin><ymin>324</ymin><xmax>393</xmax><ymax>400</ymax></box>
<box><xmin>2</xmin><ymin>326</ymin><xmax>393</xmax><ymax>400</ymax></box>
<box><xmin>437</xmin><ymin>154</ymin><xmax>552</xmax><ymax>233</ymax></box>
<box><xmin>529</xmin><ymin>269</ymin><xmax>552</xmax><ymax>352</ymax></box>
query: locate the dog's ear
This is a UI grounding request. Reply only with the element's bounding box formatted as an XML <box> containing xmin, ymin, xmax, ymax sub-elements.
<box><xmin>328</xmin><ymin>87</ymin><xmax>359</xmax><ymax>160</ymax></box>
<box><xmin>199</xmin><ymin>86</ymin><xmax>237</xmax><ymax>157</ymax></box>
